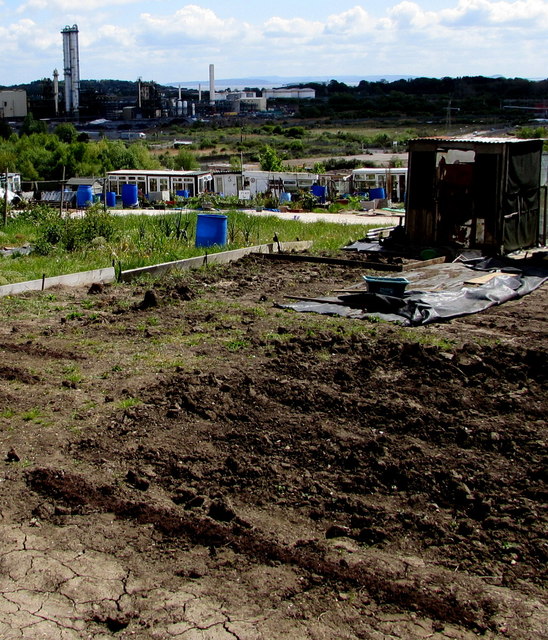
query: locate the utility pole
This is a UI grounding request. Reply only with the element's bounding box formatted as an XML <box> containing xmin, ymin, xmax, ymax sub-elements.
<box><xmin>445</xmin><ymin>99</ymin><xmax>452</xmax><ymax>131</ymax></box>
<box><xmin>445</xmin><ymin>99</ymin><xmax>460</xmax><ymax>134</ymax></box>
<box><xmin>59</xmin><ymin>166</ymin><xmax>66</xmax><ymax>217</ymax></box>
<box><xmin>3</xmin><ymin>168</ymin><xmax>8</xmax><ymax>227</ymax></box>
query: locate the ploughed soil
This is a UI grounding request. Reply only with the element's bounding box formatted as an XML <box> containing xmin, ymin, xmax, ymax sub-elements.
<box><xmin>0</xmin><ymin>254</ymin><xmax>546</xmax><ymax>639</ymax></box>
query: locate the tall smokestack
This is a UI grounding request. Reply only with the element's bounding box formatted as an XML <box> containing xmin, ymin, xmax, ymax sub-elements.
<box><xmin>61</xmin><ymin>24</ymin><xmax>80</xmax><ymax>115</ymax></box>
<box><xmin>53</xmin><ymin>69</ymin><xmax>59</xmax><ymax>115</ymax></box>
<box><xmin>209</xmin><ymin>64</ymin><xmax>215</xmax><ymax>106</ymax></box>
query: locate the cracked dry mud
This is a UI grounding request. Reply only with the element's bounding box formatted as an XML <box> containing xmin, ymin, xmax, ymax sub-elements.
<box><xmin>0</xmin><ymin>254</ymin><xmax>546</xmax><ymax>639</ymax></box>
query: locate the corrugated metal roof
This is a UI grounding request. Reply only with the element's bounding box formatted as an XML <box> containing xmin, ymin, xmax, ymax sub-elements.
<box><xmin>66</xmin><ymin>177</ymin><xmax>103</xmax><ymax>186</ymax></box>
<box><xmin>411</xmin><ymin>136</ymin><xmax>537</xmax><ymax>144</ymax></box>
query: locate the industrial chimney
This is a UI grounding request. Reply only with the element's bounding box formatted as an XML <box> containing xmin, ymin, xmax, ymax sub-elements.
<box><xmin>209</xmin><ymin>64</ymin><xmax>215</xmax><ymax>106</ymax></box>
<box><xmin>53</xmin><ymin>69</ymin><xmax>59</xmax><ymax>115</ymax></box>
<box><xmin>61</xmin><ymin>25</ymin><xmax>80</xmax><ymax>115</ymax></box>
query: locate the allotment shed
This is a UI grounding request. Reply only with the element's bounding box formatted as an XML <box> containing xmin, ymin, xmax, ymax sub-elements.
<box><xmin>107</xmin><ymin>169</ymin><xmax>212</xmax><ymax>198</ymax></box>
<box><xmin>406</xmin><ymin>137</ymin><xmax>543</xmax><ymax>254</ymax></box>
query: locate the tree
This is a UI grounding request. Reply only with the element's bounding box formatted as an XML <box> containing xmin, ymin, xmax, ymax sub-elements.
<box><xmin>259</xmin><ymin>145</ymin><xmax>284</xmax><ymax>171</ymax></box>
<box><xmin>229</xmin><ymin>155</ymin><xmax>242</xmax><ymax>172</ymax></box>
<box><xmin>0</xmin><ymin>121</ymin><xmax>13</xmax><ymax>140</ymax></box>
<box><xmin>20</xmin><ymin>113</ymin><xmax>47</xmax><ymax>136</ymax></box>
<box><xmin>173</xmin><ymin>148</ymin><xmax>199</xmax><ymax>170</ymax></box>
<box><xmin>54</xmin><ymin>123</ymin><xmax>78</xmax><ymax>143</ymax></box>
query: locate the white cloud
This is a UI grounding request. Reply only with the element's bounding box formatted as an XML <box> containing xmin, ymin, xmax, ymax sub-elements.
<box><xmin>85</xmin><ymin>24</ymin><xmax>136</xmax><ymax>49</ymax></box>
<box><xmin>324</xmin><ymin>6</ymin><xmax>375</xmax><ymax>35</ymax></box>
<box><xmin>388</xmin><ymin>2</ymin><xmax>439</xmax><ymax>28</ymax></box>
<box><xmin>139</xmin><ymin>5</ymin><xmax>245</xmax><ymax>41</ymax></box>
<box><xmin>0</xmin><ymin>18</ymin><xmax>56</xmax><ymax>52</ymax></box>
<box><xmin>440</xmin><ymin>0</ymin><xmax>548</xmax><ymax>26</ymax></box>
<box><xmin>18</xmin><ymin>0</ymin><xmax>141</xmax><ymax>11</ymax></box>
<box><xmin>388</xmin><ymin>0</ymin><xmax>548</xmax><ymax>29</ymax></box>
<box><xmin>263</xmin><ymin>16</ymin><xmax>323</xmax><ymax>39</ymax></box>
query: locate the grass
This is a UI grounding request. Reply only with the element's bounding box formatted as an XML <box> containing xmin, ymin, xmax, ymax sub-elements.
<box><xmin>116</xmin><ymin>397</ymin><xmax>142</xmax><ymax>410</ymax></box>
<box><xmin>225</xmin><ymin>338</ymin><xmax>251</xmax><ymax>352</ymax></box>
<box><xmin>62</xmin><ymin>365</ymin><xmax>83</xmax><ymax>384</ymax></box>
<box><xmin>0</xmin><ymin>209</ymin><xmax>374</xmax><ymax>285</ymax></box>
<box><xmin>396</xmin><ymin>327</ymin><xmax>456</xmax><ymax>351</ymax></box>
<box><xmin>21</xmin><ymin>408</ymin><xmax>43</xmax><ymax>422</ymax></box>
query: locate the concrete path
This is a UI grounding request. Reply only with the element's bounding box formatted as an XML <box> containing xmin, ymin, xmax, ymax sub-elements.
<box><xmin>108</xmin><ymin>207</ymin><xmax>404</xmax><ymax>228</ymax></box>
<box><xmin>242</xmin><ymin>208</ymin><xmax>404</xmax><ymax>227</ymax></box>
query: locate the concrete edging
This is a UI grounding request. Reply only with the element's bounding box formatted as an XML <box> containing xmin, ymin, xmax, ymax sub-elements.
<box><xmin>0</xmin><ymin>241</ymin><xmax>312</xmax><ymax>297</ymax></box>
<box><xmin>119</xmin><ymin>241</ymin><xmax>313</xmax><ymax>282</ymax></box>
<box><xmin>0</xmin><ymin>267</ymin><xmax>116</xmax><ymax>298</ymax></box>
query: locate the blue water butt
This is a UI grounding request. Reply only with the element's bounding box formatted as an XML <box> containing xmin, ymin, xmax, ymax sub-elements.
<box><xmin>195</xmin><ymin>214</ymin><xmax>228</xmax><ymax>248</ymax></box>
<box><xmin>176</xmin><ymin>189</ymin><xmax>189</xmax><ymax>198</ymax></box>
<box><xmin>76</xmin><ymin>185</ymin><xmax>93</xmax><ymax>207</ymax></box>
<box><xmin>106</xmin><ymin>191</ymin><xmax>117</xmax><ymax>207</ymax></box>
<box><xmin>369</xmin><ymin>187</ymin><xmax>386</xmax><ymax>200</ymax></box>
<box><xmin>280</xmin><ymin>192</ymin><xmax>292</xmax><ymax>203</ymax></box>
<box><xmin>122</xmin><ymin>183</ymin><xmax>139</xmax><ymax>207</ymax></box>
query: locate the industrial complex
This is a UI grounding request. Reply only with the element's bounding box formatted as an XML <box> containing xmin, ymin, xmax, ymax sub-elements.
<box><xmin>1</xmin><ymin>23</ymin><xmax>315</xmax><ymax>126</ymax></box>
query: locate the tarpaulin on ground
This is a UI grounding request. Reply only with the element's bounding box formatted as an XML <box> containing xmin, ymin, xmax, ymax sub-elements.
<box><xmin>280</xmin><ymin>260</ymin><xmax>548</xmax><ymax>326</ymax></box>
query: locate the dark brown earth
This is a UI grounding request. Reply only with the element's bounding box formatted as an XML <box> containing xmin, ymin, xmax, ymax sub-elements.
<box><xmin>0</xmin><ymin>254</ymin><xmax>546</xmax><ymax>639</ymax></box>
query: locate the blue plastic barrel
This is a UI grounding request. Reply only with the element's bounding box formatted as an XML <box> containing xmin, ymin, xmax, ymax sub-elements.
<box><xmin>176</xmin><ymin>189</ymin><xmax>189</xmax><ymax>198</ymax></box>
<box><xmin>280</xmin><ymin>192</ymin><xmax>292</xmax><ymax>203</ymax></box>
<box><xmin>106</xmin><ymin>191</ymin><xmax>117</xmax><ymax>207</ymax></box>
<box><xmin>76</xmin><ymin>185</ymin><xmax>93</xmax><ymax>207</ymax></box>
<box><xmin>311</xmin><ymin>185</ymin><xmax>327</xmax><ymax>203</ymax></box>
<box><xmin>121</xmin><ymin>184</ymin><xmax>139</xmax><ymax>207</ymax></box>
<box><xmin>195</xmin><ymin>214</ymin><xmax>228</xmax><ymax>248</ymax></box>
<box><xmin>369</xmin><ymin>187</ymin><xmax>386</xmax><ymax>200</ymax></box>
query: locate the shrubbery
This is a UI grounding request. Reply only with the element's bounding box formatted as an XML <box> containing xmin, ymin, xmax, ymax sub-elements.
<box><xmin>29</xmin><ymin>204</ymin><xmax>117</xmax><ymax>255</ymax></box>
<box><xmin>0</xmin><ymin>132</ymin><xmax>161</xmax><ymax>182</ymax></box>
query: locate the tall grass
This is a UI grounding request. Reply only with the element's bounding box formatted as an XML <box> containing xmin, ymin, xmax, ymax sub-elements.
<box><xmin>0</xmin><ymin>209</ymin><xmax>374</xmax><ymax>284</ymax></box>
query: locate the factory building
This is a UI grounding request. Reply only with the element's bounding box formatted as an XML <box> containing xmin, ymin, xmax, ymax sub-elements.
<box><xmin>213</xmin><ymin>90</ymin><xmax>267</xmax><ymax>113</ymax></box>
<box><xmin>263</xmin><ymin>88</ymin><xmax>316</xmax><ymax>100</ymax></box>
<box><xmin>0</xmin><ymin>90</ymin><xmax>27</xmax><ymax>119</ymax></box>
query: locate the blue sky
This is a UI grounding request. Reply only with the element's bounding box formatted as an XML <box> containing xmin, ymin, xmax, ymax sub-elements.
<box><xmin>1</xmin><ymin>1</ymin><xmax>547</xmax><ymax>86</ymax></box>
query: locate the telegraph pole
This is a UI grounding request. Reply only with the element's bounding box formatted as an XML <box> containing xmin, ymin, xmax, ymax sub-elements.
<box><xmin>3</xmin><ymin>168</ymin><xmax>8</xmax><ymax>227</ymax></box>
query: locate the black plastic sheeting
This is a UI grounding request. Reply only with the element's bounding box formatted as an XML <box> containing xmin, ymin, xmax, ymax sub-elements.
<box><xmin>280</xmin><ymin>258</ymin><xmax>548</xmax><ymax>326</ymax></box>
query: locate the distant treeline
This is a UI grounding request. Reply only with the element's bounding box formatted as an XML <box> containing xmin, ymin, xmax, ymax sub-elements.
<box><xmin>292</xmin><ymin>77</ymin><xmax>548</xmax><ymax>120</ymax></box>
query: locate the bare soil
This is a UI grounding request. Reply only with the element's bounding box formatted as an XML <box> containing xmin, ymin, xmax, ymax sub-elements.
<box><xmin>0</xmin><ymin>254</ymin><xmax>546</xmax><ymax>639</ymax></box>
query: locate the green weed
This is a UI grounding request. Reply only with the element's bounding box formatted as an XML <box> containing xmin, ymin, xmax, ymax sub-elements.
<box><xmin>62</xmin><ymin>365</ymin><xmax>83</xmax><ymax>384</ymax></box>
<box><xmin>22</xmin><ymin>408</ymin><xmax>43</xmax><ymax>422</ymax></box>
<box><xmin>116</xmin><ymin>397</ymin><xmax>142</xmax><ymax>410</ymax></box>
<box><xmin>397</xmin><ymin>329</ymin><xmax>456</xmax><ymax>351</ymax></box>
<box><xmin>225</xmin><ymin>338</ymin><xmax>250</xmax><ymax>352</ymax></box>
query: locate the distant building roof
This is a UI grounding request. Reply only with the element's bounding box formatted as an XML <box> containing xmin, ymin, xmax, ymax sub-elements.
<box><xmin>107</xmin><ymin>169</ymin><xmax>211</xmax><ymax>177</ymax></box>
<box><xmin>66</xmin><ymin>177</ymin><xmax>103</xmax><ymax>187</ymax></box>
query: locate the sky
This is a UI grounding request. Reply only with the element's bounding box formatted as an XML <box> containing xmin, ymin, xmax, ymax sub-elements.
<box><xmin>1</xmin><ymin>0</ymin><xmax>547</xmax><ymax>86</ymax></box>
